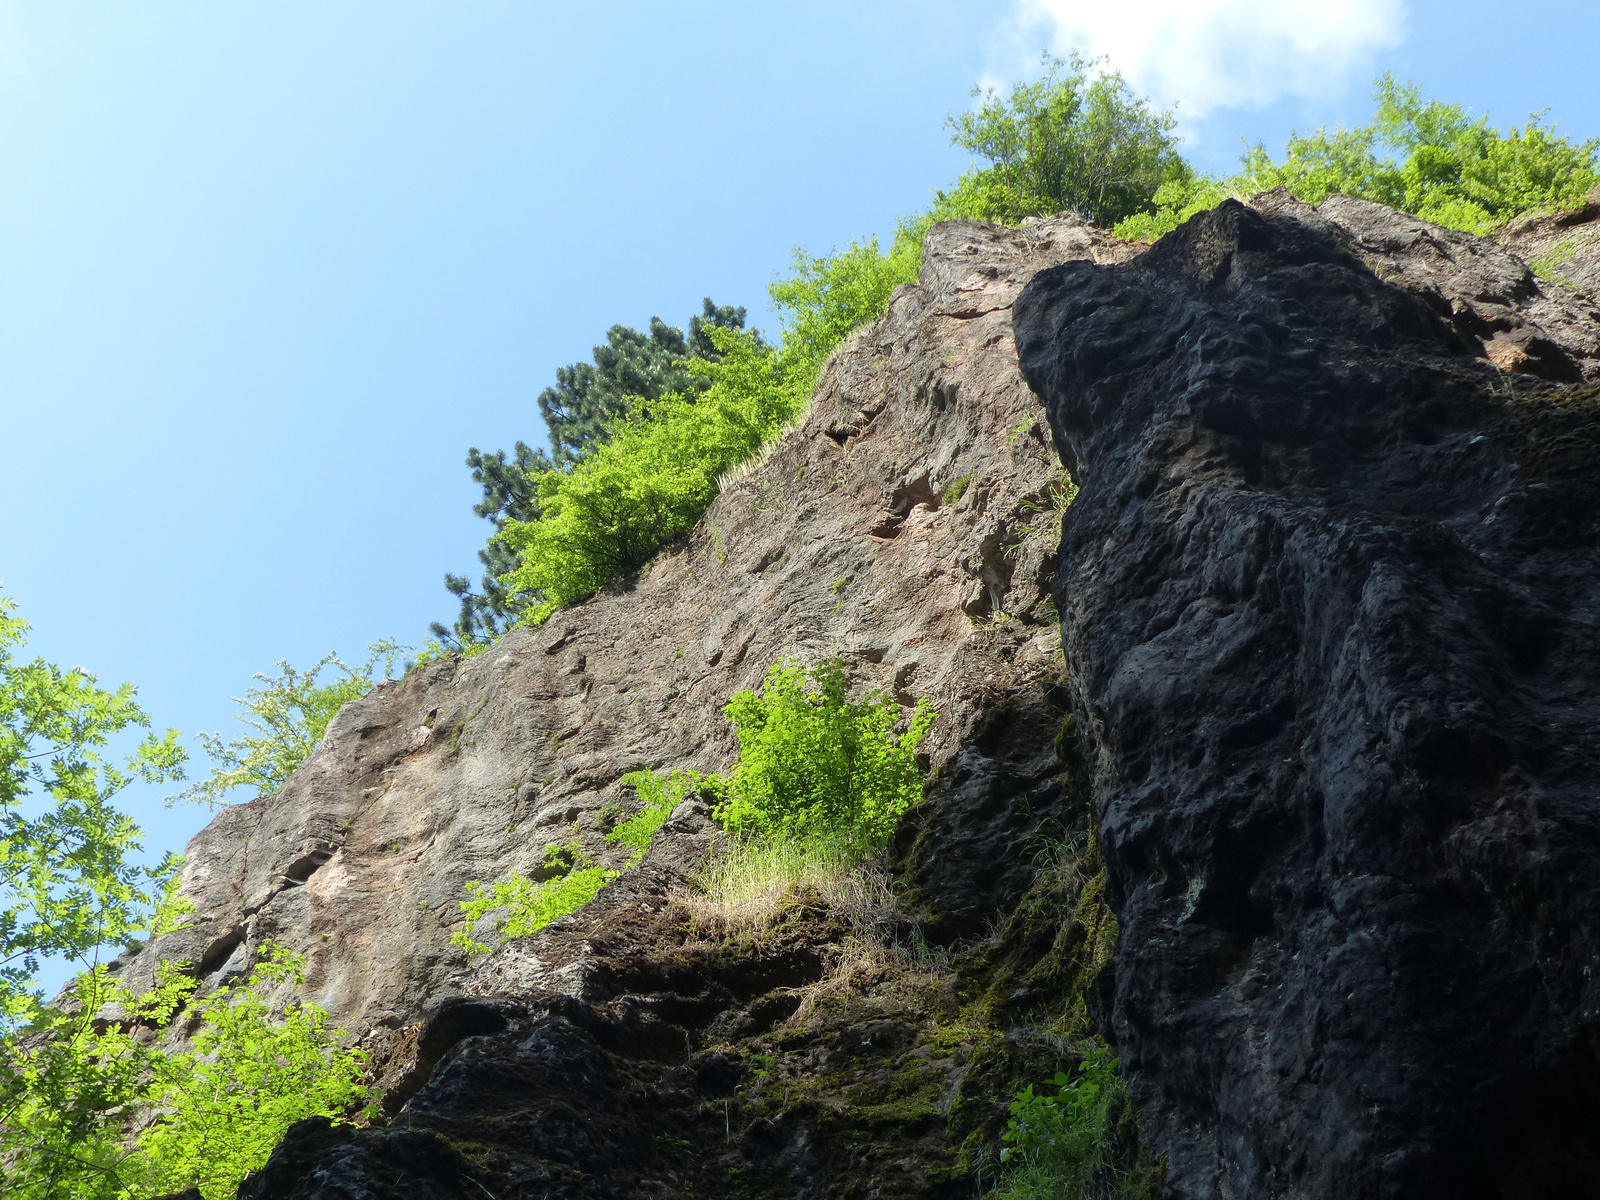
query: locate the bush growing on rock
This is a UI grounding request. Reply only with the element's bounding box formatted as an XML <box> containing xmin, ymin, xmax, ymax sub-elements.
<box><xmin>996</xmin><ymin>1050</ymin><xmax>1147</xmax><ymax>1200</ymax></box>
<box><xmin>944</xmin><ymin>51</ymin><xmax>1187</xmax><ymax>228</ymax></box>
<box><xmin>714</xmin><ymin>657</ymin><xmax>936</xmax><ymax>845</ymax></box>
<box><xmin>493</xmin><ymin>327</ymin><xmax>808</xmax><ymax>623</ymax></box>
<box><xmin>1117</xmin><ymin>74</ymin><xmax>1600</xmax><ymax>241</ymax></box>
<box><xmin>451</xmin><ymin>776</ymin><xmax>685</xmax><ymax>955</ymax></box>
<box><xmin>452</xmin><ymin>860</ymin><xmax>619</xmax><ymax>955</ymax></box>
<box><xmin>134</xmin><ymin>948</ymin><xmax>377</xmax><ymax>1200</ymax></box>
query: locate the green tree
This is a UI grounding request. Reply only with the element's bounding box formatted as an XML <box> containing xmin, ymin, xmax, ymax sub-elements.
<box><xmin>494</xmin><ymin>326</ymin><xmax>806</xmax><ymax>620</ymax></box>
<box><xmin>946</xmin><ymin>52</ymin><xmax>1187</xmax><ymax>228</ymax></box>
<box><xmin>0</xmin><ymin>596</ymin><xmax>376</xmax><ymax>1197</ymax></box>
<box><xmin>434</xmin><ymin>441</ymin><xmax>555</xmax><ymax>648</ymax></box>
<box><xmin>436</xmin><ymin>298</ymin><xmax>751</xmax><ymax>649</ymax></box>
<box><xmin>135</xmin><ymin>948</ymin><xmax>376</xmax><ymax>1200</ymax></box>
<box><xmin>0</xmin><ymin>593</ymin><xmax>185</xmax><ymax>1197</ymax></box>
<box><xmin>0</xmin><ymin>593</ymin><xmax>186</xmax><ymax>1028</ymax></box>
<box><xmin>172</xmin><ymin>641</ymin><xmax>408</xmax><ymax>809</ymax></box>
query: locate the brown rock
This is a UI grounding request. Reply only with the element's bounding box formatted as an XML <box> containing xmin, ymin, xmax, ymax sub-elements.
<box><xmin>121</xmin><ymin>215</ymin><xmax>1134</xmax><ymax>1083</ymax></box>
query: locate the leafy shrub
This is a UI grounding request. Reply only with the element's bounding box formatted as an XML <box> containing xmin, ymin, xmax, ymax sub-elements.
<box><xmin>1118</xmin><ymin>75</ymin><xmax>1600</xmax><ymax>241</ymax></box>
<box><xmin>2</xmin><ymin>944</ymin><xmax>373</xmax><ymax>1200</ymax></box>
<box><xmin>436</xmin><ymin>300</ymin><xmax>753</xmax><ymax>647</ymax></box>
<box><xmin>174</xmin><ymin>640</ymin><xmax>411</xmax><ymax>808</ymax></box>
<box><xmin>451</xmin><ymin>772</ymin><xmax>701</xmax><ymax>957</ymax></box>
<box><xmin>472</xmin><ymin>57</ymin><xmax>1183</xmax><ymax>630</ymax></box>
<box><xmin>946</xmin><ymin>52</ymin><xmax>1187</xmax><ymax>228</ymax></box>
<box><xmin>451</xmin><ymin>861</ymin><xmax>618</xmax><ymax>956</ymax></box>
<box><xmin>767</xmin><ymin>237</ymin><xmax>921</xmax><ymax>385</ymax></box>
<box><xmin>1112</xmin><ymin>175</ymin><xmax>1230</xmax><ymax>242</ymax></box>
<box><xmin>136</xmin><ymin>948</ymin><xmax>376</xmax><ymax>1200</ymax></box>
<box><xmin>996</xmin><ymin>1049</ymin><xmax>1145</xmax><ymax>1200</ymax></box>
<box><xmin>609</xmin><ymin>768</ymin><xmax>701</xmax><ymax>854</ymax></box>
<box><xmin>713</xmin><ymin>658</ymin><xmax>935</xmax><ymax>845</ymax></box>
<box><xmin>494</xmin><ymin>327</ymin><xmax>808</xmax><ymax>622</ymax></box>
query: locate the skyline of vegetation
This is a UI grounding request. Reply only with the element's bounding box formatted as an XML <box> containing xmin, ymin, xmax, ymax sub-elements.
<box><xmin>438</xmin><ymin>60</ymin><xmax>1598</xmax><ymax>645</ymax></box>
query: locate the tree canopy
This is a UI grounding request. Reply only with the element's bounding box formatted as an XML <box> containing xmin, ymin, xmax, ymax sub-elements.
<box><xmin>0</xmin><ymin>596</ymin><xmax>374</xmax><ymax>1198</ymax></box>
<box><xmin>942</xmin><ymin>52</ymin><xmax>1188</xmax><ymax>228</ymax></box>
<box><xmin>435</xmin><ymin>297</ymin><xmax>750</xmax><ymax>648</ymax></box>
<box><xmin>1116</xmin><ymin>74</ymin><xmax>1600</xmax><ymax>241</ymax></box>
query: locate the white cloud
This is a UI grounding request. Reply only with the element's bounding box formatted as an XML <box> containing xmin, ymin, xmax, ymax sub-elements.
<box><xmin>1007</xmin><ymin>0</ymin><xmax>1406</xmax><ymax>117</ymax></box>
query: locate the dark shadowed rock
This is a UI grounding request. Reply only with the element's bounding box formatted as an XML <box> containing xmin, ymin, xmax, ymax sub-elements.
<box><xmin>1015</xmin><ymin>197</ymin><xmax>1600</xmax><ymax>1199</ymax></box>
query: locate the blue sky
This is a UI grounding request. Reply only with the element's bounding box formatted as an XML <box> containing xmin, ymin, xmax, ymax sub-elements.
<box><xmin>3</xmin><ymin>0</ymin><xmax>1597</xmax><ymax>897</ymax></box>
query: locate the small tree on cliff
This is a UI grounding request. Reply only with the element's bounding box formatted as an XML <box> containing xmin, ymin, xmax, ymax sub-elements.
<box><xmin>436</xmin><ymin>297</ymin><xmax>752</xmax><ymax>648</ymax></box>
<box><xmin>943</xmin><ymin>52</ymin><xmax>1189</xmax><ymax>228</ymax></box>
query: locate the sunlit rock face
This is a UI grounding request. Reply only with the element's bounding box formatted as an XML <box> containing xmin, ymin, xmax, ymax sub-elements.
<box><xmin>1015</xmin><ymin>193</ymin><xmax>1600</xmax><ymax>1200</ymax></box>
<box><xmin>128</xmin><ymin>213</ymin><xmax>1142</xmax><ymax>1197</ymax></box>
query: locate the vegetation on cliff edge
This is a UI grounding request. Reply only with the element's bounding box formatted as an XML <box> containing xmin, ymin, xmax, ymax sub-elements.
<box><xmin>440</xmin><ymin>58</ymin><xmax>1595</xmax><ymax>643</ymax></box>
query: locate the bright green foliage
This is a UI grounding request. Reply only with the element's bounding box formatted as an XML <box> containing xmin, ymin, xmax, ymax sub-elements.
<box><xmin>714</xmin><ymin>658</ymin><xmax>935</xmax><ymax>845</ymax></box>
<box><xmin>1119</xmin><ymin>75</ymin><xmax>1600</xmax><ymax>241</ymax></box>
<box><xmin>438</xmin><ymin>300</ymin><xmax>751</xmax><ymax>649</ymax></box>
<box><xmin>996</xmin><ymin>1050</ymin><xmax>1140</xmax><ymax>1200</ymax></box>
<box><xmin>0</xmin><ymin>591</ymin><xmax>186</xmax><ymax>1032</ymax></box>
<box><xmin>946</xmin><ymin>53</ymin><xmax>1187</xmax><ymax>228</ymax></box>
<box><xmin>494</xmin><ymin>327</ymin><xmax>808</xmax><ymax>621</ymax></box>
<box><xmin>452</xmin><ymin>862</ymin><xmax>618</xmax><ymax>956</ymax></box>
<box><xmin>451</xmin><ymin>770</ymin><xmax>703</xmax><ymax>957</ymax></box>
<box><xmin>609</xmin><ymin>769</ymin><xmax>703</xmax><ymax>854</ymax></box>
<box><xmin>1112</xmin><ymin>175</ymin><xmax>1230</xmax><ymax>242</ymax></box>
<box><xmin>1</xmin><ymin>956</ymin><xmax>192</xmax><ymax>1200</ymax></box>
<box><xmin>173</xmin><ymin>641</ymin><xmax>410</xmax><ymax>808</ymax></box>
<box><xmin>136</xmin><ymin>947</ymin><xmax>376</xmax><ymax>1200</ymax></box>
<box><xmin>3</xmin><ymin>946</ymin><xmax>372</xmax><ymax>1200</ymax></box>
<box><xmin>0</xmin><ymin>597</ymin><xmax>371</xmax><ymax>1199</ymax></box>
<box><xmin>767</xmin><ymin>237</ymin><xmax>921</xmax><ymax>386</ymax></box>
<box><xmin>539</xmin><ymin>299</ymin><xmax>754</xmax><ymax>469</ymax></box>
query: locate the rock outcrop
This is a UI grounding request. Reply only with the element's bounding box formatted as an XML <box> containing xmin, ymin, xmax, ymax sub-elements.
<box><xmin>131</xmin><ymin>189</ymin><xmax>1600</xmax><ymax>1200</ymax></box>
<box><xmin>128</xmin><ymin>216</ymin><xmax>1142</xmax><ymax>1197</ymax></box>
<box><xmin>1015</xmin><ymin>194</ymin><xmax>1600</xmax><ymax>1199</ymax></box>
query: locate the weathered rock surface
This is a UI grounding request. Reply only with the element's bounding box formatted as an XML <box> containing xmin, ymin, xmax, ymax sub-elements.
<box><xmin>128</xmin><ymin>215</ymin><xmax>1141</xmax><ymax>1196</ymax></box>
<box><xmin>133</xmin><ymin>190</ymin><xmax>1600</xmax><ymax>1200</ymax></box>
<box><xmin>1500</xmin><ymin>185</ymin><xmax>1600</xmax><ymax>306</ymax></box>
<box><xmin>1015</xmin><ymin>196</ymin><xmax>1600</xmax><ymax>1199</ymax></box>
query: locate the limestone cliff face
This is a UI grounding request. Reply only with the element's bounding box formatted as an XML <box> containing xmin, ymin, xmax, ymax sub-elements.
<box><xmin>1015</xmin><ymin>194</ymin><xmax>1600</xmax><ymax>1199</ymax></box>
<box><xmin>134</xmin><ymin>193</ymin><xmax>1600</xmax><ymax>1200</ymax></box>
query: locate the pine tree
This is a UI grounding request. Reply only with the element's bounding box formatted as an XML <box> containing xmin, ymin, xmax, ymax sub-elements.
<box><xmin>433</xmin><ymin>298</ymin><xmax>750</xmax><ymax>648</ymax></box>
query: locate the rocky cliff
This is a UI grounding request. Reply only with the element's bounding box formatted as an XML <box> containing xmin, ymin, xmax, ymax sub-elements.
<box><xmin>130</xmin><ymin>215</ymin><xmax>1142</xmax><ymax>1198</ymax></box>
<box><xmin>131</xmin><ymin>189</ymin><xmax>1600</xmax><ymax>1200</ymax></box>
<box><xmin>1015</xmin><ymin>190</ymin><xmax>1600</xmax><ymax>1199</ymax></box>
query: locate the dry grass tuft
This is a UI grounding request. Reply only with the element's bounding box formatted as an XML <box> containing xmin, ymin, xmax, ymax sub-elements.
<box><xmin>667</xmin><ymin>832</ymin><xmax>954</xmax><ymax>1027</ymax></box>
<box><xmin>669</xmin><ymin>835</ymin><xmax>888</xmax><ymax>935</ymax></box>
